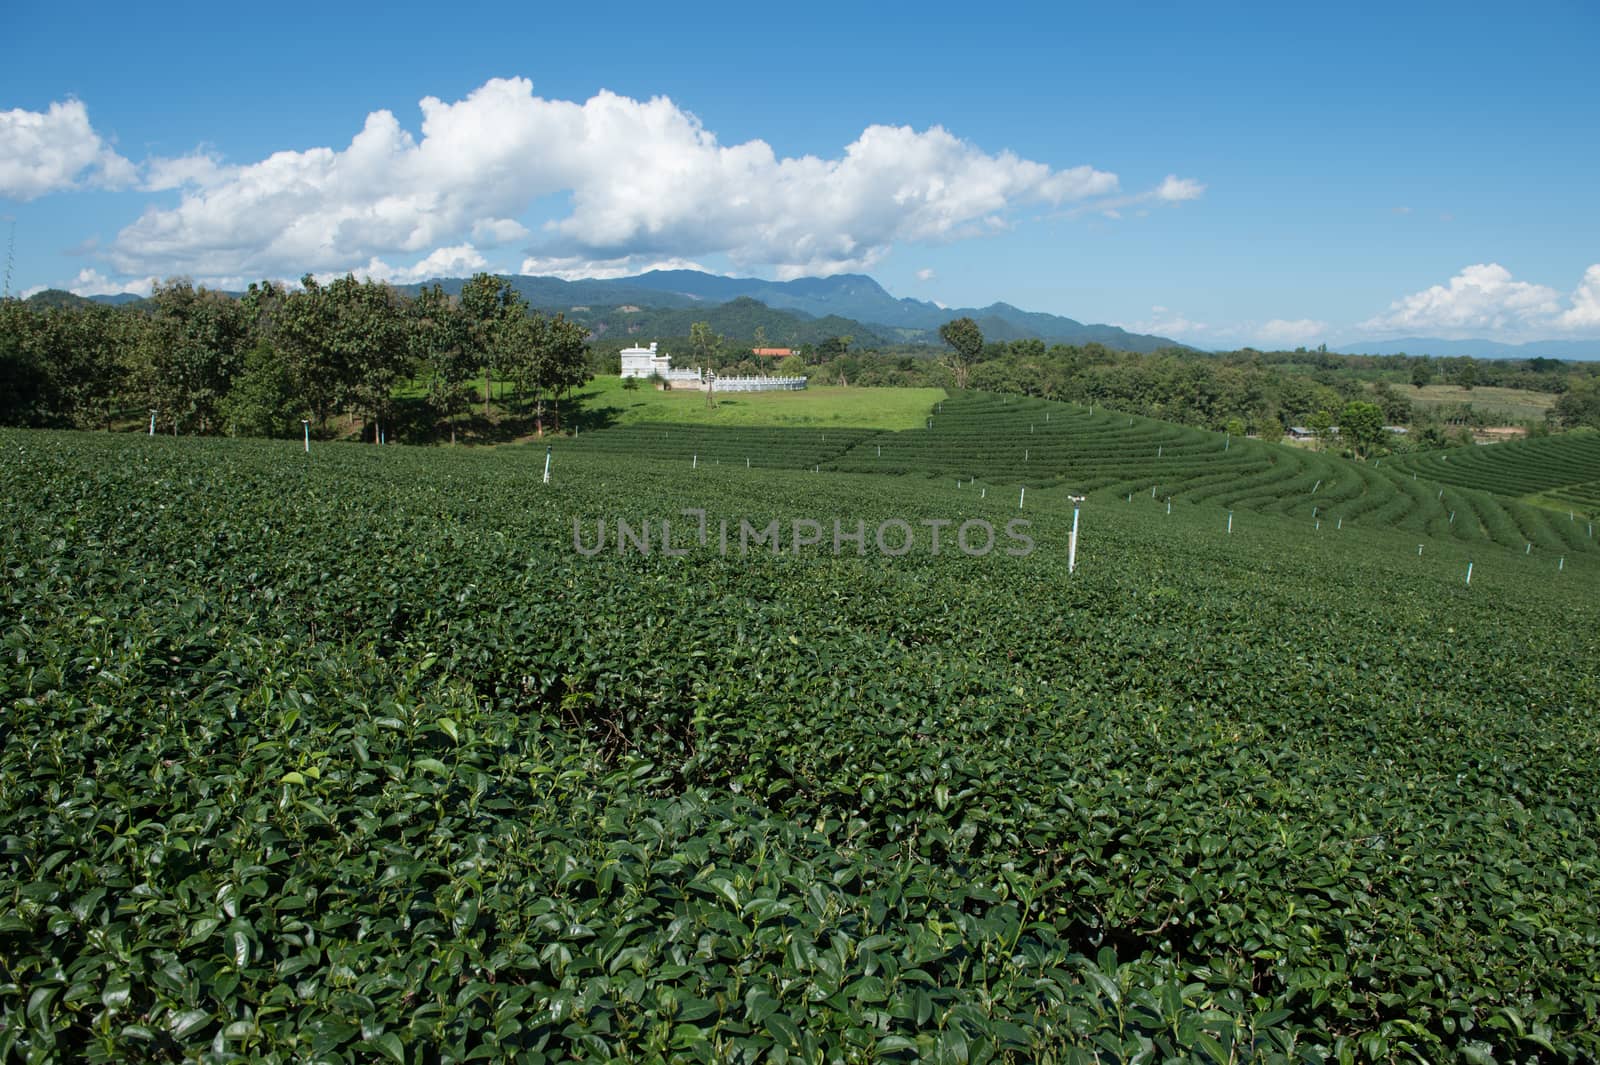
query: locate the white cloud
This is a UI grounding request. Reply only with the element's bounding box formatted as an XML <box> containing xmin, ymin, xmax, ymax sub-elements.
<box><xmin>518</xmin><ymin>254</ymin><xmax>709</xmax><ymax>280</ymax></box>
<box><xmin>1362</xmin><ymin>263</ymin><xmax>1567</xmax><ymax>338</ymax></box>
<box><xmin>67</xmin><ymin>268</ymin><xmax>156</xmax><ymax>297</ymax></box>
<box><xmin>1155</xmin><ymin>174</ymin><xmax>1205</xmax><ymax>202</ymax></box>
<box><xmin>100</xmin><ymin>76</ymin><xmax>1148</xmax><ymax>283</ymax></box>
<box><xmin>1255</xmin><ymin>318</ymin><xmax>1329</xmax><ymax>347</ymax></box>
<box><xmin>1076</xmin><ymin>173</ymin><xmax>1206</xmax><ymax>219</ymax></box>
<box><xmin>356</xmin><ymin>243</ymin><xmax>489</xmax><ymax>284</ymax></box>
<box><xmin>143</xmin><ymin>152</ymin><xmax>228</xmax><ymax>192</ymax></box>
<box><xmin>916</xmin><ymin>268</ymin><xmax>936</xmax><ymax>282</ymax></box>
<box><xmin>0</xmin><ymin>100</ymin><xmax>135</xmax><ymax>201</ymax></box>
<box><xmin>1119</xmin><ymin>305</ymin><xmax>1210</xmax><ymax>340</ymax></box>
<box><xmin>472</xmin><ymin>218</ymin><xmax>531</xmax><ymax>246</ymax></box>
<box><xmin>1556</xmin><ymin>265</ymin><xmax>1600</xmax><ymax>331</ymax></box>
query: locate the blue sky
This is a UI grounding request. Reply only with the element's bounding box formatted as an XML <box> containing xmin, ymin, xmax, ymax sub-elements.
<box><xmin>3</xmin><ymin>0</ymin><xmax>1597</xmax><ymax>348</ymax></box>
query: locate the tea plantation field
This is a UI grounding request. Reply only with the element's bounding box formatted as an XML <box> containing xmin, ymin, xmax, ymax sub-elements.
<box><xmin>3</xmin><ymin>426</ymin><xmax>1599</xmax><ymax>1064</ymax></box>
<box><xmin>572</xmin><ymin>391</ymin><xmax>1600</xmax><ymax>558</ymax></box>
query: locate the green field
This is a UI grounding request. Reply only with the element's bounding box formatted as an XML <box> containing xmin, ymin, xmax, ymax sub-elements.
<box><xmin>1398</xmin><ymin>384</ymin><xmax>1557</xmax><ymax>422</ymax></box>
<box><xmin>3</xmin><ymin>408</ymin><xmax>1599</xmax><ymax>1063</ymax></box>
<box><xmin>577</xmin><ymin>377</ymin><xmax>948</xmax><ymax>431</ymax></box>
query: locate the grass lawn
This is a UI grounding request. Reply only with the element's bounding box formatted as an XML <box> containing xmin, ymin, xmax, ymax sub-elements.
<box><xmin>573</xmin><ymin>375</ymin><xmax>947</xmax><ymax>431</ymax></box>
<box><xmin>1394</xmin><ymin>383</ymin><xmax>1557</xmax><ymax>422</ymax></box>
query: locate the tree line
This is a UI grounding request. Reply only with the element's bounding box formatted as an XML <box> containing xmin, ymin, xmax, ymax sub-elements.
<box><xmin>0</xmin><ymin>274</ymin><xmax>590</xmax><ymax>442</ymax></box>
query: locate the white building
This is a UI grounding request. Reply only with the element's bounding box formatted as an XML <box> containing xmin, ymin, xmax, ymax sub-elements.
<box><xmin>619</xmin><ymin>342</ymin><xmax>673</xmax><ymax>379</ymax></box>
<box><xmin>618</xmin><ymin>341</ymin><xmax>806</xmax><ymax>391</ymax></box>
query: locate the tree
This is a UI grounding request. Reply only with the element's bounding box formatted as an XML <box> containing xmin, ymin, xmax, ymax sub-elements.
<box><xmin>939</xmin><ymin>317</ymin><xmax>984</xmax><ymax>388</ymax></box>
<box><xmin>327</xmin><ymin>276</ymin><xmax>411</xmax><ymax>443</ymax></box>
<box><xmin>1340</xmin><ymin>400</ymin><xmax>1386</xmax><ymax>459</ymax></box>
<box><xmin>137</xmin><ymin>280</ymin><xmax>249</xmax><ymax>434</ymax></box>
<box><xmin>459</xmin><ymin>273</ymin><xmax>518</xmax><ymax>417</ymax></box>
<box><xmin>690</xmin><ymin>321</ymin><xmax>721</xmax><ymax>407</ymax></box>
<box><xmin>1410</xmin><ymin>357</ymin><xmax>1432</xmax><ymax>390</ymax></box>
<box><xmin>506</xmin><ymin>310</ymin><xmax>589</xmax><ymax>434</ymax></box>
<box><xmin>1551</xmin><ymin>378</ymin><xmax>1600</xmax><ymax>429</ymax></box>
<box><xmin>278</xmin><ymin>276</ymin><xmax>342</xmax><ymax>429</ymax></box>
<box><xmin>220</xmin><ymin>338</ymin><xmax>299</xmax><ymax>438</ymax></box>
<box><xmin>1308</xmin><ymin>409</ymin><xmax>1334</xmax><ymax>451</ymax></box>
<box><xmin>409</xmin><ymin>284</ymin><xmax>473</xmax><ymax>443</ymax></box>
<box><xmin>1454</xmin><ymin>357</ymin><xmax>1478</xmax><ymax>391</ymax></box>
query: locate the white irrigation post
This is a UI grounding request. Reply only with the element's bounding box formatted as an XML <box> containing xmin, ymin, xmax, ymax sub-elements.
<box><xmin>1024</xmin><ymin>448</ymin><xmax>1029</xmax><ymax>462</ymax></box>
<box><xmin>148</xmin><ymin>410</ymin><xmax>157</xmax><ymax>436</ymax></box>
<box><xmin>1312</xmin><ymin>479</ymin><xmax>1321</xmax><ymax>494</ymax></box>
<box><xmin>1158</xmin><ymin>445</ymin><xmax>1163</xmax><ymax>458</ymax></box>
<box><xmin>1449</xmin><ymin>511</ymin><xmax>1455</xmax><ymax>524</ymax></box>
<box><xmin>877</xmin><ymin>445</ymin><xmax>881</xmax><ymax>457</ymax></box>
<box><xmin>1068</xmin><ymin>496</ymin><xmax>1084</xmax><ymax>573</ymax></box>
<box><xmin>1151</xmin><ymin>485</ymin><xmax>1157</xmax><ymax>498</ymax></box>
<box><xmin>981</xmin><ymin>487</ymin><xmax>986</xmax><ymax>498</ymax></box>
<box><xmin>693</xmin><ymin>453</ymin><xmax>697</xmax><ymax>468</ymax></box>
<box><xmin>1228</xmin><ymin>511</ymin><xmax>1233</xmax><ymax>534</ymax></box>
<box><xmin>1019</xmin><ymin>486</ymin><xmax>1025</xmax><ymax>508</ymax></box>
<box><xmin>542</xmin><ymin>446</ymin><xmax>552</xmax><ymax>485</ymax></box>
<box><xmin>1418</xmin><ymin>544</ymin><xmax>1424</xmax><ymax>556</ymax></box>
<box><xmin>302</xmin><ymin>420</ymin><xmax>310</xmax><ymax>453</ymax></box>
<box><xmin>747</xmin><ymin>457</ymin><xmax>750</xmax><ymax>468</ymax></box>
<box><xmin>1465</xmin><ymin>561</ymin><xmax>1473</xmax><ymax>586</ymax></box>
<box><xmin>1526</xmin><ymin>542</ymin><xmax>1532</xmax><ymax>554</ymax></box>
<box><xmin>1559</xmin><ymin>556</ymin><xmax>1565</xmax><ymax>571</ymax></box>
<box><xmin>1166</xmin><ymin>497</ymin><xmax>1171</xmax><ymax>515</ymax></box>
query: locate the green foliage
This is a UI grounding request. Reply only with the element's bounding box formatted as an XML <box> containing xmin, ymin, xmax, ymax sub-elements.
<box><xmin>2</xmin><ymin>426</ymin><xmax>1598</xmax><ymax>1063</ymax></box>
<box><xmin>1552</xmin><ymin>378</ymin><xmax>1600</xmax><ymax>430</ymax></box>
<box><xmin>219</xmin><ymin>339</ymin><xmax>300</xmax><ymax>437</ymax></box>
<box><xmin>939</xmin><ymin>317</ymin><xmax>985</xmax><ymax>387</ymax></box>
<box><xmin>1340</xmin><ymin>400</ymin><xmax>1386</xmax><ymax>459</ymax></box>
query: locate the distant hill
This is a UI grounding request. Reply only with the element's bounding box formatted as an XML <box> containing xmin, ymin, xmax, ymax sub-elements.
<box><xmin>395</xmin><ymin>269</ymin><xmax>1188</xmax><ymax>352</ymax></box>
<box><xmin>1336</xmin><ymin>337</ymin><xmax>1600</xmax><ymax>361</ymax></box>
<box><xmin>571</xmin><ymin>297</ymin><xmax>889</xmax><ymax>349</ymax></box>
<box><xmin>558</xmin><ymin>270</ymin><xmax>1188</xmax><ymax>352</ymax></box>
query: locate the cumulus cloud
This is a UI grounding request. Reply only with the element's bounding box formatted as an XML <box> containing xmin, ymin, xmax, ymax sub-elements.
<box><xmin>1155</xmin><ymin>175</ymin><xmax>1205</xmax><ymax>202</ymax></box>
<box><xmin>96</xmin><ymin>77</ymin><xmax>1175</xmax><ymax>284</ymax></box>
<box><xmin>66</xmin><ymin>268</ymin><xmax>156</xmax><ymax>297</ymax></box>
<box><xmin>916</xmin><ymin>268</ymin><xmax>936</xmax><ymax>282</ymax></box>
<box><xmin>1362</xmin><ymin>263</ymin><xmax>1568</xmax><ymax>337</ymax></box>
<box><xmin>0</xmin><ymin>100</ymin><xmax>136</xmax><ymax>201</ymax></box>
<box><xmin>516</xmin><ymin>255</ymin><xmax>710</xmax><ymax>281</ymax></box>
<box><xmin>1119</xmin><ymin>305</ymin><xmax>1210</xmax><ymax>340</ymax></box>
<box><xmin>1556</xmin><ymin>265</ymin><xmax>1600</xmax><ymax>331</ymax></box>
<box><xmin>1255</xmin><ymin>318</ymin><xmax>1329</xmax><ymax>347</ymax></box>
<box><xmin>354</xmin><ymin>243</ymin><xmax>489</xmax><ymax>284</ymax></box>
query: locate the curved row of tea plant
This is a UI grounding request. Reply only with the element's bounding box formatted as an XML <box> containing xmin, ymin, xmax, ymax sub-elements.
<box><xmin>1384</xmin><ymin>432</ymin><xmax>1600</xmax><ymax>511</ymax></box>
<box><xmin>3</xmin><ymin>430</ymin><xmax>1599</xmax><ymax>1063</ymax></box>
<box><xmin>811</xmin><ymin>392</ymin><xmax>1600</xmax><ymax>555</ymax></box>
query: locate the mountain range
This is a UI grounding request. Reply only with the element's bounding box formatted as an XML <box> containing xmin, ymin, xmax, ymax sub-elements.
<box><xmin>1335</xmin><ymin>337</ymin><xmax>1600</xmax><ymax>360</ymax></box>
<box><xmin>395</xmin><ymin>270</ymin><xmax>1189</xmax><ymax>353</ymax></box>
